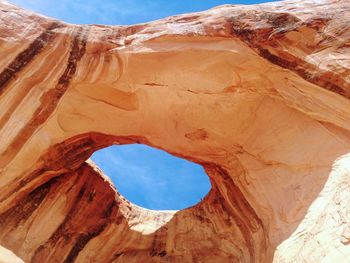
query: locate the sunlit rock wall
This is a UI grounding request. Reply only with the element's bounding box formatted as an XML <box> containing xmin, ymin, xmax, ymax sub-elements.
<box><xmin>0</xmin><ymin>0</ymin><xmax>350</xmax><ymax>262</ymax></box>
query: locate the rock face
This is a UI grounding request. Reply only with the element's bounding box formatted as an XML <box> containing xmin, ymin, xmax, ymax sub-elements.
<box><xmin>0</xmin><ymin>245</ymin><xmax>24</xmax><ymax>263</ymax></box>
<box><xmin>0</xmin><ymin>0</ymin><xmax>350</xmax><ymax>262</ymax></box>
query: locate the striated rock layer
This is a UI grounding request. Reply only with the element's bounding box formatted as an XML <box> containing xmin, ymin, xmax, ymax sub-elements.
<box><xmin>0</xmin><ymin>0</ymin><xmax>350</xmax><ymax>262</ymax></box>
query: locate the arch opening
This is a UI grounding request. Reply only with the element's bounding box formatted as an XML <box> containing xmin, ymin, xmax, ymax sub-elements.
<box><xmin>90</xmin><ymin>144</ymin><xmax>211</xmax><ymax>210</ymax></box>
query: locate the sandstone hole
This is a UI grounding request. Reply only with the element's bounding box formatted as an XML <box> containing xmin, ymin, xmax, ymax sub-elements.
<box><xmin>90</xmin><ymin>144</ymin><xmax>211</xmax><ymax>210</ymax></box>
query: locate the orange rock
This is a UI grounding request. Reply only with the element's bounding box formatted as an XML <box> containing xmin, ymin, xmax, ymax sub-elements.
<box><xmin>0</xmin><ymin>0</ymin><xmax>350</xmax><ymax>262</ymax></box>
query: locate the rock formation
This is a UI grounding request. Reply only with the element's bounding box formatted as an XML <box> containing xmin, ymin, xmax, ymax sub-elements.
<box><xmin>0</xmin><ymin>0</ymin><xmax>350</xmax><ymax>262</ymax></box>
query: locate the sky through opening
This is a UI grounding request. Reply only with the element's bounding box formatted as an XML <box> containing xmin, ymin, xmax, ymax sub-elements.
<box><xmin>91</xmin><ymin>145</ymin><xmax>211</xmax><ymax>210</ymax></box>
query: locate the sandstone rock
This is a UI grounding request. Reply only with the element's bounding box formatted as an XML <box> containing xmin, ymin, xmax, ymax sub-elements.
<box><xmin>0</xmin><ymin>245</ymin><xmax>24</xmax><ymax>263</ymax></box>
<box><xmin>0</xmin><ymin>0</ymin><xmax>350</xmax><ymax>262</ymax></box>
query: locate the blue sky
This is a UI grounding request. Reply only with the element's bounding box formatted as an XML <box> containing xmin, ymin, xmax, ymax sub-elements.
<box><xmin>91</xmin><ymin>145</ymin><xmax>210</xmax><ymax>210</ymax></box>
<box><xmin>10</xmin><ymin>0</ymin><xmax>275</xmax><ymax>210</ymax></box>
<box><xmin>10</xmin><ymin>0</ymin><xmax>277</xmax><ymax>25</ymax></box>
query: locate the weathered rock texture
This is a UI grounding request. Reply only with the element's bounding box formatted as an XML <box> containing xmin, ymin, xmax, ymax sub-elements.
<box><xmin>0</xmin><ymin>0</ymin><xmax>350</xmax><ymax>262</ymax></box>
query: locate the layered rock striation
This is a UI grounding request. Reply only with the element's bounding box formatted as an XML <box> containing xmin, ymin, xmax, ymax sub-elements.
<box><xmin>0</xmin><ymin>0</ymin><xmax>350</xmax><ymax>262</ymax></box>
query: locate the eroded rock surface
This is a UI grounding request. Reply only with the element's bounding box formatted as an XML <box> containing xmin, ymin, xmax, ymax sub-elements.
<box><xmin>0</xmin><ymin>0</ymin><xmax>350</xmax><ymax>262</ymax></box>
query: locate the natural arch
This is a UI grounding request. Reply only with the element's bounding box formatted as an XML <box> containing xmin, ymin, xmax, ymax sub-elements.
<box><xmin>0</xmin><ymin>132</ymin><xmax>268</xmax><ymax>262</ymax></box>
<box><xmin>0</xmin><ymin>1</ymin><xmax>350</xmax><ymax>263</ymax></box>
